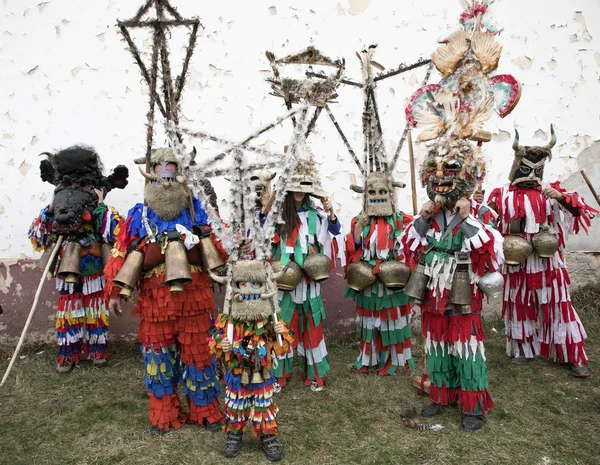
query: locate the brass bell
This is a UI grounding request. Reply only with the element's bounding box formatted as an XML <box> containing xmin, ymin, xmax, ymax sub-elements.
<box><xmin>378</xmin><ymin>261</ymin><xmax>412</xmax><ymax>289</ymax></box>
<box><xmin>449</xmin><ymin>252</ymin><xmax>472</xmax><ymax>306</ymax></box>
<box><xmin>114</xmin><ymin>249</ymin><xmax>145</xmax><ymax>297</ymax></box>
<box><xmin>164</xmin><ymin>240</ymin><xmax>193</xmax><ymax>293</ymax></box>
<box><xmin>503</xmin><ymin>235</ymin><xmax>533</xmax><ymax>265</ymax></box>
<box><xmin>403</xmin><ymin>253</ymin><xmax>429</xmax><ymax>300</ymax></box>
<box><xmin>240</xmin><ymin>369</ymin><xmax>250</xmax><ymax>385</ymax></box>
<box><xmin>272</xmin><ymin>261</ymin><xmax>304</xmax><ymax>291</ymax></box>
<box><xmin>477</xmin><ymin>271</ymin><xmax>504</xmax><ymax>300</ymax></box>
<box><xmin>303</xmin><ymin>252</ymin><xmax>331</xmax><ymax>282</ymax></box>
<box><xmin>199</xmin><ymin>237</ymin><xmax>225</xmax><ymax>271</ymax></box>
<box><xmin>532</xmin><ymin>228</ymin><xmax>558</xmax><ymax>258</ymax></box>
<box><xmin>101</xmin><ymin>243</ymin><xmax>113</xmax><ymax>266</ymax></box>
<box><xmin>346</xmin><ymin>261</ymin><xmax>376</xmax><ymax>291</ymax></box>
<box><xmin>57</xmin><ymin>241</ymin><xmax>82</xmax><ymax>284</ymax></box>
<box><xmin>261</xmin><ymin>365</ymin><xmax>271</xmax><ymax>381</ymax></box>
<box><xmin>251</xmin><ymin>370</ymin><xmax>264</xmax><ymax>384</ymax></box>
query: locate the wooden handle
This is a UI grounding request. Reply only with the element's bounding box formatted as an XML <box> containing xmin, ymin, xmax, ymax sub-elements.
<box><xmin>408</xmin><ymin>130</ymin><xmax>418</xmax><ymax>216</ymax></box>
<box><xmin>580</xmin><ymin>170</ymin><xmax>600</xmax><ymax>208</ymax></box>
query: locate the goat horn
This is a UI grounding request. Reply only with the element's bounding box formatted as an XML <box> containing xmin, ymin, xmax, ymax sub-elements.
<box><xmin>350</xmin><ymin>184</ymin><xmax>364</xmax><ymax>193</ymax></box>
<box><xmin>267</xmin><ymin>171</ymin><xmax>276</xmax><ymax>181</ymax></box>
<box><xmin>138</xmin><ymin>166</ymin><xmax>164</xmax><ymax>184</ymax></box>
<box><xmin>91</xmin><ymin>152</ymin><xmax>98</xmax><ymax>161</ymax></box>
<box><xmin>260</xmin><ymin>290</ymin><xmax>278</xmax><ymax>300</ymax></box>
<box><xmin>547</xmin><ymin>124</ymin><xmax>557</xmax><ymax>150</ymax></box>
<box><xmin>39</xmin><ymin>152</ymin><xmax>55</xmax><ymax>160</ymax></box>
<box><xmin>234</xmin><ymin>293</ymin><xmax>243</xmax><ymax>302</ymax></box>
<box><xmin>133</xmin><ymin>157</ymin><xmax>147</xmax><ymax>165</ymax></box>
<box><xmin>190</xmin><ymin>146</ymin><xmax>197</xmax><ymax>162</ymax></box>
<box><xmin>512</xmin><ymin>129</ymin><xmax>520</xmax><ymax>151</ymax></box>
<box><xmin>392</xmin><ymin>181</ymin><xmax>406</xmax><ymax>188</ymax></box>
<box><xmin>207</xmin><ymin>268</ymin><xmax>227</xmax><ymax>284</ymax></box>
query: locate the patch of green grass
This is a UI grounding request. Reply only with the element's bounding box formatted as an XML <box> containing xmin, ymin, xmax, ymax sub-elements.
<box><xmin>1</xmin><ymin>286</ymin><xmax>600</xmax><ymax>465</ymax></box>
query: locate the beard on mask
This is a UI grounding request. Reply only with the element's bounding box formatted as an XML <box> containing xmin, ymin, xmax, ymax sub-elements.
<box><xmin>145</xmin><ymin>182</ymin><xmax>190</xmax><ymax>221</ymax></box>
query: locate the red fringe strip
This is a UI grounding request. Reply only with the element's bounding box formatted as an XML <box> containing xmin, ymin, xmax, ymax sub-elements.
<box><xmin>430</xmin><ymin>383</ymin><xmax>458</xmax><ymax>406</ymax></box>
<box><xmin>421</xmin><ymin>288</ymin><xmax>483</xmax><ymax>316</ymax></box>
<box><xmin>422</xmin><ymin>312</ymin><xmax>486</xmax><ymax>344</ymax></box>
<box><xmin>459</xmin><ymin>389</ymin><xmax>494</xmax><ymax>415</ymax></box>
<box><xmin>148</xmin><ymin>393</ymin><xmax>186</xmax><ymax>431</ymax></box>
<box><xmin>187</xmin><ymin>397</ymin><xmax>223</xmax><ymax>426</ymax></box>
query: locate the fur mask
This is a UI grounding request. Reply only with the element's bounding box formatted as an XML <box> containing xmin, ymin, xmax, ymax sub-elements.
<box><xmin>509</xmin><ymin>125</ymin><xmax>556</xmax><ymax>187</ymax></box>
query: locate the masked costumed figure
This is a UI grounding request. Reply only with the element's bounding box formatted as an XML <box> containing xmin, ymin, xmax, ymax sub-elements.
<box><xmin>269</xmin><ymin>157</ymin><xmax>345</xmax><ymax>392</ymax></box>
<box><xmin>209</xmin><ymin>261</ymin><xmax>292</xmax><ymax>461</ymax></box>
<box><xmin>344</xmin><ymin>172</ymin><xmax>414</xmax><ymax>374</ymax></box>
<box><xmin>487</xmin><ymin>127</ymin><xmax>597</xmax><ymax>377</ymax></box>
<box><xmin>104</xmin><ymin>148</ymin><xmax>226</xmax><ymax>433</ymax></box>
<box><xmin>28</xmin><ymin>146</ymin><xmax>128</xmax><ymax>374</ymax></box>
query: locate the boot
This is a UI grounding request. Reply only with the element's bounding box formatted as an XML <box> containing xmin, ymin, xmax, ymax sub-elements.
<box><xmin>421</xmin><ymin>402</ymin><xmax>441</xmax><ymax>417</ymax></box>
<box><xmin>205</xmin><ymin>420</ymin><xmax>222</xmax><ymax>432</ymax></box>
<box><xmin>223</xmin><ymin>432</ymin><xmax>243</xmax><ymax>458</ymax></box>
<box><xmin>56</xmin><ymin>361</ymin><xmax>74</xmax><ymax>375</ymax></box>
<box><xmin>462</xmin><ymin>414</ymin><xmax>485</xmax><ymax>432</ymax></box>
<box><xmin>92</xmin><ymin>359</ymin><xmax>107</xmax><ymax>368</ymax></box>
<box><xmin>260</xmin><ymin>434</ymin><xmax>283</xmax><ymax>461</ymax></box>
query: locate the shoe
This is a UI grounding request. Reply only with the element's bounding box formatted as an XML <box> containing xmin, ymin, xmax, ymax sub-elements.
<box><xmin>56</xmin><ymin>361</ymin><xmax>74</xmax><ymax>375</ymax></box>
<box><xmin>272</xmin><ymin>382</ymin><xmax>282</xmax><ymax>394</ymax></box>
<box><xmin>421</xmin><ymin>402</ymin><xmax>441</xmax><ymax>418</ymax></box>
<box><xmin>205</xmin><ymin>420</ymin><xmax>222</xmax><ymax>432</ymax></box>
<box><xmin>462</xmin><ymin>414</ymin><xmax>485</xmax><ymax>431</ymax></box>
<box><xmin>310</xmin><ymin>381</ymin><xmax>324</xmax><ymax>392</ymax></box>
<box><xmin>511</xmin><ymin>356</ymin><xmax>533</xmax><ymax>365</ymax></box>
<box><xmin>570</xmin><ymin>363</ymin><xmax>590</xmax><ymax>378</ymax></box>
<box><xmin>149</xmin><ymin>425</ymin><xmax>168</xmax><ymax>436</ymax></box>
<box><xmin>92</xmin><ymin>359</ymin><xmax>107</xmax><ymax>369</ymax></box>
<box><xmin>223</xmin><ymin>432</ymin><xmax>243</xmax><ymax>458</ymax></box>
<box><xmin>260</xmin><ymin>434</ymin><xmax>283</xmax><ymax>461</ymax></box>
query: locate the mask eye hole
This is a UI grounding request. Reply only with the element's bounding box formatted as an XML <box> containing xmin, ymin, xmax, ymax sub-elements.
<box><xmin>519</xmin><ymin>166</ymin><xmax>531</xmax><ymax>175</ymax></box>
<box><xmin>534</xmin><ymin>167</ymin><xmax>543</xmax><ymax>176</ymax></box>
<box><xmin>368</xmin><ymin>190</ymin><xmax>376</xmax><ymax>195</ymax></box>
<box><xmin>443</xmin><ymin>161</ymin><xmax>460</xmax><ymax>171</ymax></box>
<box><xmin>379</xmin><ymin>189</ymin><xmax>387</xmax><ymax>195</ymax></box>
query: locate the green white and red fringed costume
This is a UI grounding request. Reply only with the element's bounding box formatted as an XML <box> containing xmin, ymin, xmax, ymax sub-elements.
<box><xmin>104</xmin><ymin>197</ymin><xmax>225</xmax><ymax>432</ymax></box>
<box><xmin>401</xmin><ymin>208</ymin><xmax>503</xmax><ymax>415</ymax></box>
<box><xmin>210</xmin><ymin>313</ymin><xmax>293</xmax><ymax>437</ymax></box>
<box><xmin>488</xmin><ymin>182</ymin><xmax>597</xmax><ymax>364</ymax></box>
<box><xmin>344</xmin><ymin>212</ymin><xmax>414</xmax><ymax>374</ymax></box>
<box><xmin>29</xmin><ymin>203</ymin><xmax>121</xmax><ymax>365</ymax></box>
<box><xmin>271</xmin><ymin>202</ymin><xmax>345</xmax><ymax>388</ymax></box>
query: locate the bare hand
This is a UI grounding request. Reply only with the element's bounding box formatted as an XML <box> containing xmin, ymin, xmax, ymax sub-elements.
<box><xmin>455</xmin><ymin>198</ymin><xmax>471</xmax><ymax>220</ymax></box>
<box><xmin>274</xmin><ymin>322</ymin><xmax>284</xmax><ymax>335</ymax></box>
<box><xmin>108</xmin><ymin>298</ymin><xmax>123</xmax><ymax>316</ymax></box>
<box><xmin>221</xmin><ymin>338</ymin><xmax>232</xmax><ymax>352</ymax></box>
<box><xmin>260</xmin><ymin>187</ymin><xmax>270</xmax><ymax>207</ymax></box>
<box><xmin>240</xmin><ymin>241</ymin><xmax>252</xmax><ymax>257</ymax></box>
<box><xmin>473</xmin><ymin>189</ymin><xmax>485</xmax><ymax>204</ymax></box>
<box><xmin>322</xmin><ymin>198</ymin><xmax>333</xmax><ymax>214</ymax></box>
<box><xmin>354</xmin><ymin>215</ymin><xmax>370</xmax><ymax>242</ymax></box>
<box><xmin>419</xmin><ymin>200</ymin><xmax>436</xmax><ymax>221</ymax></box>
<box><xmin>94</xmin><ymin>188</ymin><xmax>104</xmax><ymax>204</ymax></box>
<box><xmin>542</xmin><ymin>187</ymin><xmax>564</xmax><ymax>202</ymax></box>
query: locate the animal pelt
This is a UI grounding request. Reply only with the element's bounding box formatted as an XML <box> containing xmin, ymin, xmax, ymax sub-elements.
<box><xmin>232</xmin><ymin>260</ymin><xmax>268</xmax><ymax>284</ymax></box>
<box><xmin>400</xmin><ymin>408</ymin><xmax>445</xmax><ymax>432</ymax></box>
<box><xmin>144</xmin><ymin>181</ymin><xmax>190</xmax><ymax>221</ymax></box>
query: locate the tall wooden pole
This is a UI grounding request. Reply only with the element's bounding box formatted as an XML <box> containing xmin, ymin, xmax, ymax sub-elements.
<box><xmin>408</xmin><ymin>130</ymin><xmax>418</xmax><ymax>215</ymax></box>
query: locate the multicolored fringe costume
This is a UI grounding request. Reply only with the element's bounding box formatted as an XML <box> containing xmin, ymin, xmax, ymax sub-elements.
<box><xmin>488</xmin><ymin>182</ymin><xmax>597</xmax><ymax>365</ymax></box>
<box><xmin>344</xmin><ymin>212</ymin><xmax>414</xmax><ymax>374</ymax></box>
<box><xmin>104</xmin><ymin>197</ymin><xmax>225</xmax><ymax>431</ymax></box>
<box><xmin>29</xmin><ymin>203</ymin><xmax>120</xmax><ymax>365</ymax></box>
<box><xmin>271</xmin><ymin>202</ymin><xmax>345</xmax><ymax>388</ymax></box>
<box><xmin>401</xmin><ymin>207</ymin><xmax>503</xmax><ymax>415</ymax></box>
<box><xmin>210</xmin><ymin>313</ymin><xmax>292</xmax><ymax>437</ymax></box>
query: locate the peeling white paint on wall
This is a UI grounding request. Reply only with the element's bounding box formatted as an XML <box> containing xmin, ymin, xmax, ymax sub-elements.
<box><xmin>1</xmin><ymin>0</ymin><xmax>599</xmax><ymax>260</ymax></box>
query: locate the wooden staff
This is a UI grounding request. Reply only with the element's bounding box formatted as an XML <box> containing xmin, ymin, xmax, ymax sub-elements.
<box><xmin>580</xmin><ymin>170</ymin><xmax>600</xmax><ymax>208</ymax></box>
<box><xmin>1</xmin><ymin>235</ymin><xmax>64</xmax><ymax>387</ymax></box>
<box><xmin>408</xmin><ymin>130</ymin><xmax>418</xmax><ymax>215</ymax></box>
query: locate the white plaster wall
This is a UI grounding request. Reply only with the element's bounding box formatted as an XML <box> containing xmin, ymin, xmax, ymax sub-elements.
<box><xmin>1</xmin><ymin>0</ymin><xmax>599</xmax><ymax>260</ymax></box>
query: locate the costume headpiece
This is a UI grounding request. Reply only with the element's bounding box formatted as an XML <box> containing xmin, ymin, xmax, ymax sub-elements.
<box><xmin>509</xmin><ymin>125</ymin><xmax>556</xmax><ymax>186</ymax></box>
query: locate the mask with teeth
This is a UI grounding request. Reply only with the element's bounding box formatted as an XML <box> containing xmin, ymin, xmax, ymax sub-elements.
<box><xmin>231</xmin><ymin>260</ymin><xmax>279</xmax><ymax>321</ymax></box>
<box><xmin>421</xmin><ymin>139</ymin><xmax>485</xmax><ymax>207</ymax></box>
<box><xmin>363</xmin><ymin>172</ymin><xmax>394</xmax><ymax>217</ymax></box>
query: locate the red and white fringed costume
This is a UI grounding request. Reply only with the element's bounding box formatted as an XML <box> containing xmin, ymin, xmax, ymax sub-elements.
<box><xmin>488</xmin><ymin>182</ymin><xmax>597</xmax><ymax>365</ymax></box>
<box><xmin>104</xmin><ymin>198</ymin><xmax>225</xmax><ymax>432</ymax></box>
<box><xmin>401</xmin><ymin>209</ymin><xmax>503</xmax><ymax>415</ymax></box>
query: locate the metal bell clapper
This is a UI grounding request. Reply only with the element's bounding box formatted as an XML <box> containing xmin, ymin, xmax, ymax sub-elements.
<box><xmin>449</xmin><ymin>252</ymin><xmax>472</xmax><ymax>312</ymax></box>
<box><xmin>163</xmin><ymin>233</ymin><xmax>193</xmax><ymax>293</ymax></box>
<box><xmin>57</xmin><ymin>241</ymin><xmax>82</xmax><ymax>284</ymax></box>
<box><xmin>114</xmin><ymin>249</ymin><xmax>145</xmax><ymax>297</ymax></box>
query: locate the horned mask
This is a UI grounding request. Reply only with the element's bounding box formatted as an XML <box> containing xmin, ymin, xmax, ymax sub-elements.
<box><xmin>509</xmin><ymin>125</ymin><xmax>556</xmax><ymax>187</ymax></box>
<box><xmin>350</xmin><ymin>172</ymin><xmax>405</xmax><ymax>217</ymax></box>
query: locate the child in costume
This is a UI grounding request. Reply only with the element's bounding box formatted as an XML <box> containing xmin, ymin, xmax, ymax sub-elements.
<box><xmin>29</xmin><ymin>146</ymin><xmax>128</xmax><ymax>374</ymax></box>
<box><xmin>344</xmin><ymin>171</ymin><xmax>414</xmax><ymax>374</ymax></box>
<box><xmin>487</xmin><ymin>127</ymin><xmax>597</xmax><ymax>376</ymax></box>
<box><xmin>104</xmin><ymin>148</ymin><xmax>224</xmax><ymax>434</ymax></box>
<box><xmin>268</xmin><ymin>157</ymin><xmax>345</xmax><ymax>392</ymax></box>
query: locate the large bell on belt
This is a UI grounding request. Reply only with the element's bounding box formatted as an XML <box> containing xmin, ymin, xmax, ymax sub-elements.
<box><xmin>449</xmin><ymin>252</ymin><xmax>472</xmax><ymax>307</ymax></box>
<box><xmin>272</xmin><ymin>261</ymin><xmax>304</xmax><ymax>291</ymax></box>
<box><xmin>57</xmin><ymin>241</ymin><xmax>82</xmax><ymax>284</ymax></box>
<box><xmin>303</xmin><ymin>252</ymin><xmax>331</xmax><ymax>282</ymax></box>
<box><xmin>251</xmin><ymin>370</ymin><xmax>264</xmax><ymax>384</ymax></box>
<box><xmin>477</xmin><ymin>271</ymin><xmax>504</xmax><ymax>300</ymax></box>
<box><xmin>199</xmin><ymin>237</ymin><xmax>225</xmax><ymax>271</ymax></box>
<box><xmin>346</xmin><ymin>261</ymin><xmax>376</xmax><ymax>291</ymax></box>
<box><xmin>37</xmin><ymin>241</ymin><xmax>60</xmax><ymax>279</ymax></box>
<box><xmin>378</xmin><ymin>261</ymin><xmax>412</xmax><ymax>289</ymax></box>
<box><xmin>164</xmin><ymin>240</ymin><xmax>193</xmax><ymax>293</ymax></box>
<box><xmin>532</xmin><ymin>228</ymin><xmax>558</xmax><ymax>258</ymax></box>
<box><xmin>114</xmin><ymin>249</ymin><xmax>145</xmax><ymax>297</ymax></box>
<box><xmin>101</xmin><ymin>243</ymin><xmax>113</xmax><ymax>266</ymax></box>
<box><xmin>403</xmin><ymin>257</ymin><xmax>429</xmax><ymax>301</ymax></box>
<box><xmin>503</xmin><ymin>235</ymin><xmax>533</xmax><ymax>265</ymax></box>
